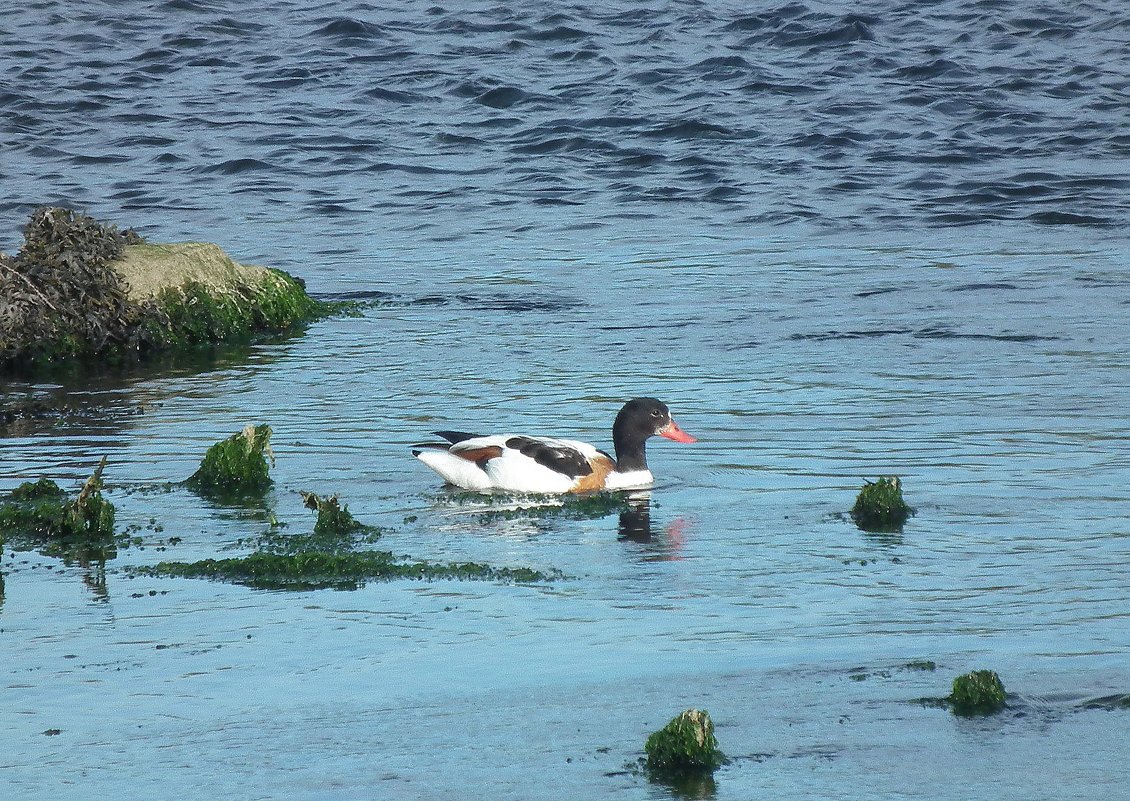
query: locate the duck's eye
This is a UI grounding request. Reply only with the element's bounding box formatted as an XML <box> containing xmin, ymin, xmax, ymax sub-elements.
<box><xmin>650</xmin><ymin>409</ymin><xmax>662</xmax><ymax>417</ymax></box>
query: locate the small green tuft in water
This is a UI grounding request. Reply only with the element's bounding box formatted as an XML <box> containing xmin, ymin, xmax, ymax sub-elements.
<box><xmin>904</xmin><ymin>660</ymin><xmax>938</xmax><ymax>672</ymax></box>
<box><xmin>949</xmin><ymin>669</ymin><xmax>1007</xmax><ymax>716</ymax></box>
<box><xmin>300</xmin><ymin>491</ymin><xmax>375</xmax><ymax>541</ymax></box>
<box><xmin>186</xmin><ymin>424</ymin><xmax>274</xmax><ymax>495</ymax></box>
<box><xmin>851</xmin><ymin>476</ymin><xmax>912</xmax><ymax>532</ymax></box>
<box><xmin>0</xmin><ymin>457</ymin><xmax>119</xmax><ymax>562</ymax></box>
<box><xmin>644</xmin><ymin>709</ymin><xmax>725</xmax><ymax>777</ymax></box>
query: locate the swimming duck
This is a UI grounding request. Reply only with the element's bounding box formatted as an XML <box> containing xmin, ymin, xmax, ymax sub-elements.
<box><xmin>412</xmin><ymin>397</ymin><xmax>696</xmax><ymax>494</ymax></box>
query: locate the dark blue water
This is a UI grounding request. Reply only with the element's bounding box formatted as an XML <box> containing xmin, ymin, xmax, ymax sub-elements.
<box><xmin>3</xmin><ymin>0</ymin><xmax>1129</xmax><ymax>256</ymax></box>
<box><xmin>3</xmin><ymin>3</ymin><xmax>1130</xmax><ymax>801</ymax></box>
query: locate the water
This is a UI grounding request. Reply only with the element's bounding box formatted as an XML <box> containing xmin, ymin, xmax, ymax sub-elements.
<box><xmin>2</xmin><ymin>2</ymin><xmax>1129</xmax><ymax>799</ymax></box>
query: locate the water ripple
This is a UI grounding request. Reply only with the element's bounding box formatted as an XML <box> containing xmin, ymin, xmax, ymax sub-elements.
<box><xmin>3</xmin><ymin>0</ymin><xmax>1127</xmax><ymax>237</ymax></box>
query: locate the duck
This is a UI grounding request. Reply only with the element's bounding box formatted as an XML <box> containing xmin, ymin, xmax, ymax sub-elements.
<box><xmin>412</xmin><ymin>397</ymin><xmax>696</xmax><ymax>494</ymax></box>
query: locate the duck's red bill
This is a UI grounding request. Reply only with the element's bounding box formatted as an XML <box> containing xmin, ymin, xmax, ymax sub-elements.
<box><xmin>659</xmin><ymin>420</ymin><xmax>697</xmax><ymax>443</ymax></box>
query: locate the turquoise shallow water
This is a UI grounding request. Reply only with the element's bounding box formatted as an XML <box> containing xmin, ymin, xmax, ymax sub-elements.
<box><xmin>3</xmin><ymin>0</ymin><xmax>1130</xmax><ymax>796</ymax></box>
<box><xmin>3</xmin><ymin>227</ymin><xmax>1129</xmax><ymax>800</ymax></box>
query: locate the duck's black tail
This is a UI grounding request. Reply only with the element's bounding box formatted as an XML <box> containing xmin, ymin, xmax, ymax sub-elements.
<box><xmin>411</xmin><ymin>431</ymin><xmax>484</xmax><ymax>456</ymax></box>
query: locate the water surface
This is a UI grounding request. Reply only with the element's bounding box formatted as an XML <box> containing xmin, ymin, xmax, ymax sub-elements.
<box><xmin>2</xmin><ymin>2</ymin><xmax>1129</xmax><ymax>799</ymax></box>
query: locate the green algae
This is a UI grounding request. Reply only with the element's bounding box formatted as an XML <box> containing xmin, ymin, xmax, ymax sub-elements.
<box><xmin>949</xmin><ymin>669</ymin><xmax>1007</xmax><ymax>716</ymax></box>
<box><xmin>140</xmin><ymin>271</ymin><xmax>331</xmax><ymax>350</ymax></box>
<box><xmin>851</xmin><ymin>476</ymin><xmax>912</xmax><ymax>532</ymax></box>
<box><xmin>301</xmin><ymin>491</ymin><xmax>376</xmax><ymax>541</ymax></box>
<box><xmin>186</xmin><ymin>424</ymin><xmax>274</xmax><ymax>495</ymax></box>
<box><xmin>139</xmin><ymin>490</ymin><xmax>560</xmax><ymax>590</ymax></box>
<box><xmin>239</xmin><ymin>492</ymin><xmax>385</xmax><ymax>557</ymax></box>
<box><xmin>904</xmin><ymin>659</ymin><xmax>937</xmax><ymax>672</ymax></box>
<box><xmin>0</xmin><ymin>458</ymin><xmax>120</xmax><ymax>563</ymax></box>
<box><xmin>644</xmin><ymin>709</ymin><xmax>725</xmax><ymax>778</ymax></box>
<box><xmin>140</xmin><ymin>551</ymin><xmax>556</xmax><ymax>591</ymax></box>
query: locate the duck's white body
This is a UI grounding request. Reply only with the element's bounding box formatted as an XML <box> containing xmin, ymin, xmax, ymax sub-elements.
<box><xmin>415</xmin><ymin>435</ymin><xmax>653</xmax><ymax>494</ymax></box>
<box><xmin>412</xmin><ymin>398</ymin><xmax>695</xmax><ymax>495</ymax></box>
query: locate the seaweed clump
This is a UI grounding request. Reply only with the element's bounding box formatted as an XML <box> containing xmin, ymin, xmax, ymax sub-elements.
<box><xmin>949</xmin><ymin>669</ymin><xmax>1008</xmax><ymax>716</ymax></box>
<box><xmin>300</xmin><ymin>491</ymin><xmax>372</xmax><ymax>541</ymax></box>
<box><xmin>186</xmin><ymin>424</ymin><xmax>274</xmax><ymax>496</ymax></box>
<box><xmin>0</xmin><ymin>207</ymin><xmax>143</xmax><ymax>368</ymax></box>
<box><xmin>142</xmin><ymin>550</ymin><xmax>554</xmax><ymax>591</ymax></box>
<box><xmin>138</xmin><ymin>491</ymin><xmax>560</xmax><ymax>591</ymax></box>
<box><xmin>850</xmin><ymin>476</ymin><xmax>912</xmax><ymax>532</ymax></box>
<box><xmin>644</xmin><ymin>709</ymin><xmax>725</xmax><ymax>778</ymax></box>
<box><xmin>0</xmin><ymin>458</ymin><xmax>119</xmax><ymax>562</ymax></box>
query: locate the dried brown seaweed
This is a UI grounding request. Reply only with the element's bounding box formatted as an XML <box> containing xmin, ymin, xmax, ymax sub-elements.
<box><xmin>0</xmin><ymin>207</ymin><xmax>145</xmax><ymax>367</ymax></box>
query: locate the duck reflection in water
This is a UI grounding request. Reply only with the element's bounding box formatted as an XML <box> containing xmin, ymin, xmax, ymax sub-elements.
<box><xmin>617</xmin><ymin>492</ymin><xmax>689</xmax><ymax>560</ymax></box>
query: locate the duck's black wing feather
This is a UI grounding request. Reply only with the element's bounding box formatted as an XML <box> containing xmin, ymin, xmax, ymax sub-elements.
<box><xmin>504</xmin><ymin>436</ymin><xmax>593</xmax><ymax>478</ymax></box>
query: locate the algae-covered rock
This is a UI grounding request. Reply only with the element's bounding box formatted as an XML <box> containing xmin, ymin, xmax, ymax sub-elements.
<box><xmin>187</xmin><ymin>424</ymin><xmax>274</xmax><ymax>495</ymax></box>
<box><xmin>644</xmin><ymin>709</ymin><xmax>725</xmax><ymax>776</ymax></box>
<box><xmin>851</xmin><ymin>476</ymin><xmax>911</xmax><ymax>532</ymax></box>
<box><xmin>126</xmin><ymin>243</ymin><xmax>328</xmax><ymax>350</ymax></box>
<box><xmin>949</xmin><ymin>669</ymin><xmax>1007</xmax><ymax>716</ymax></box>
<box><xmin>0</xmin><ymin>458</ymin><xmax>118</xmax><ymax>562</ymax></box>
<box><xmin>0</xmin><ymin>207</ymin><xmax>333</xmax><ymax>372</ymax></box>
<box><xmin>114</xmin><ymin>241</ymin><xmax>274</xmax><ymax>303</ymax></box>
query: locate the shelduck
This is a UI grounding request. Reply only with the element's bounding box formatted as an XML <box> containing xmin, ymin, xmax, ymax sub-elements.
<box><xmin>412</xmin><ymin>397</ymin><xmax>696</xmax><ymax>494</ymax></box>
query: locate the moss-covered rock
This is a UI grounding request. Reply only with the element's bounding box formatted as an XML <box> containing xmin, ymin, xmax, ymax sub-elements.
<box><xmin>949</xmin><ymin>669</ymin><xmax>1007</xmax><ymax>716</ymax></box>
<box><xmin>0</xmin><ymin>208</ymin><xmax>336</xmax><ymax>373</ymax></box>
<box><xmin>851</xmin><ymin>476</ymin><xmax>912</xmax><ymax>532</ymax></box>
<box><xmin>186</xmin><ymin>424</ymin><xmax>274</xmax><ymax>495</ymax></box>
<box><xmin>127</xmin><ymin>244</ymin><xmax>329</xmax><ymax>350</ymax></box>
<box><xmin>644</xmin><ymin>709</ymin><xmax>725</xmax><ymax>777</ymax></box>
